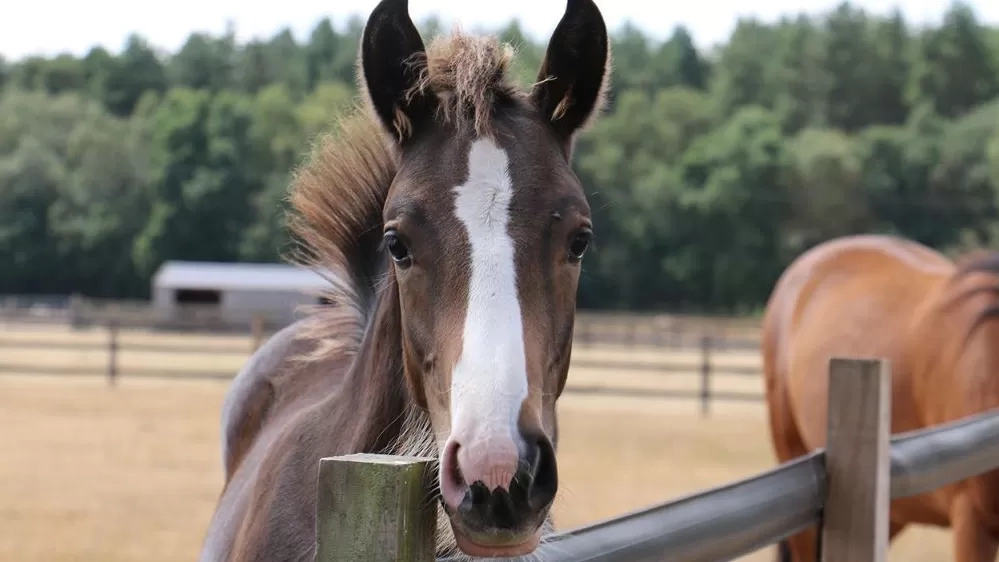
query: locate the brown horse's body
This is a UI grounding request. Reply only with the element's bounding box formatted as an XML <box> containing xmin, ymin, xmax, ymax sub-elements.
<box><xmin>763</xmin><ymin>234</ymin><xmax>999</xmax><ymax>561</ymax></box>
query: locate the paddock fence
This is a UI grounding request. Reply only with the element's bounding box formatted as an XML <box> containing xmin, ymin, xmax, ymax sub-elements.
<box><xmin>0</xmin><ymin>294</ymin><xmax>764</xmax><ymax>345</ymax></box>
<box><xmin>318</xmin><ymin>357</ymin><xmax>999</xmax><ymax>562</ymax></box>
<box><xmin>0</xmin><ymin>297</ymin><xmax>765</xmax><ymax>413</ymax></box>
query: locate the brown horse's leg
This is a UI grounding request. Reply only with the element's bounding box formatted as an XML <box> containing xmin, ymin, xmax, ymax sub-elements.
<box><xmin>951</xmin><ymin>493</ymin><xmax>999</xmax><ymax>562</ymax></box>
<box><xmin>783</xmin><ymin>528</ymin><xmax>819</xmax><ymax>562</ymax></box>
<box><xmin>777</xmin><ymin>518</ymin><xmax>905</xmax><ymax>561</ymax></box>
<box><xmin>888</xmin><ymin>520</ymin><xmax>906</xmax><ymax>541</ymax></box>
<box><xmin>762</xmin><ymin>382</ymin><xmax>906</xmax><ymax>559</ymax></box>
<box><xmin>767</xmin><ymin>418</ymin><xmax>821</xmax><ymax>561</ymax></box>
<box><xmin>764</xmin><ymin>362</ymin><xmax>817</xmax><ymax>562</ymax></box>
<box><xmin>774</xmin><ymin>539</ymin><xmax>791</xmax><ymax>562</ymax></box>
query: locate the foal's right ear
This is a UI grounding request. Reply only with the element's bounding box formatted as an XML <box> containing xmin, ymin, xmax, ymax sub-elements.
<box><xmin>359</xmin><ymin>0</ymin><xmax>433</xmax><ymax>142</ymax></box>
<box><xmin>531</xmin><ymin>0</ymin><xmax>610</xmax><ymax>150</ymax></box>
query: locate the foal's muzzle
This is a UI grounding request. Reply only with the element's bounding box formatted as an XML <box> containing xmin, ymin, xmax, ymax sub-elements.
<box><xmin>442</xmin><ymin>432</ymin><xmax>558</xmax><ymax>554</ymax></box>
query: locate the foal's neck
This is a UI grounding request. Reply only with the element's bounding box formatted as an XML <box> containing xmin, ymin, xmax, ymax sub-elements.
<box><xmin>339</xmin><ymin>273</ymin><xmax>425</xmax><ymax>454</ymax></box>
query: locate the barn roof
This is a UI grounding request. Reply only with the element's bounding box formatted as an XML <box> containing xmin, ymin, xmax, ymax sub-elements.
<box><xmin>152</xmin><ymin>261</ymin><xmax>332</xmax><ymax>292</ymax></box>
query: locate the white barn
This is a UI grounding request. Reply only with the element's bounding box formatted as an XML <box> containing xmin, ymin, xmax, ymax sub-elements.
<box><xmin>151</xmin><ymin>261</ymin><xmax>331</xmax><ymax>329</ymax></box>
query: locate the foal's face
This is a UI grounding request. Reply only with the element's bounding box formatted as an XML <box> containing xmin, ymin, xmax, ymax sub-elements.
<box><xmin>383</xmin><ymin>117</ymin><xmax>591</xmax><ymax>420</ymax></box>
<box><xmin>384</xmin><ymin>117</ymin><xmax>591</xmax><ymax>551</ymax></box>
<box><xmin>360</xmin><ymin>0</ymin><xmax>609</xmax><ymax>556</ymax></box>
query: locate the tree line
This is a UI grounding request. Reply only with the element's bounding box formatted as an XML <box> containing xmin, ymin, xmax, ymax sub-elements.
<box><xmin>3</xmin><ymin>1</ymin><xmax>999</xmax><ymax>313</ymax></box>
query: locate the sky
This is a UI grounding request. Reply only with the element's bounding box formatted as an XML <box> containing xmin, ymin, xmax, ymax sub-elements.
<box><xmin>2</xmin><ymin>0</ymin><xmax>998</xmax><ymax>61</ymax></box>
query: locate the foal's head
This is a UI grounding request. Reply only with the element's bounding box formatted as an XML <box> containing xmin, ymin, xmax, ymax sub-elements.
<box><xmin>359</xmin><ymin>0</ymin><xmax>609</xmax><ymax>556</ymax></box>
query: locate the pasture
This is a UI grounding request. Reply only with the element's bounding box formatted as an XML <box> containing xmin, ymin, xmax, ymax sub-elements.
<box><xmin>0</xmin><ymin>322</ymin><xmax>955</xmax><ymax>561</ymax></box>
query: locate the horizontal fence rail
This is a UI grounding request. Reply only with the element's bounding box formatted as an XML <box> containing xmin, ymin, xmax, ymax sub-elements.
<box><xmin>890</xmin><ymin>407</ymin><xmax>999</xmax><ymax>498</ymax></box>
<box><xmin>0</xmin><ymin>294</ymin><xmax>763</xmax><ymax>344</ymax></box>
<box><xmin>454</xmin><ymin>453</ymin><xmax>827</xmax><ymax>562</ymax></box>
<box><xmin>0</xmin><ymin>313</ymin><xmax>765</xmax><ymax>411</ymax></box>
<box><xmin>318</xmin><ymin>358</ymin><xmax>999</xmax><ymax>562</ymax></box>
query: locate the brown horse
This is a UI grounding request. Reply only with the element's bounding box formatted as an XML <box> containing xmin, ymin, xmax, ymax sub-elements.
<box><xmin>762</xmin><ymin>233</ymin><xmax>999</xmax><ymax>562</ymax></box>
<box><xmin>197</xmin><ymin>1</ymin><xmax>610</xmax><ymax>560</ymax></box>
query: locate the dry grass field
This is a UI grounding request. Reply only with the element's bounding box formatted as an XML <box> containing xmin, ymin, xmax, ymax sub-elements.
<box><xmin>0</xmin><ymin>322</ymin><xmax>955</xmax><ymax>561</ymax></box>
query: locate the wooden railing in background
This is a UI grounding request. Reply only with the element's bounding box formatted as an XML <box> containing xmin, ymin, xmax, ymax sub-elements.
<box><xmin>0</xmin><ymin>297</ymin><xmax>765</xmax><ymax>414</ymax></box>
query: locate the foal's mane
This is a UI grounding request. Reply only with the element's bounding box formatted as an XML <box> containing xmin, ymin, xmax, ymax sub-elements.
<box><xmin>286</xmin><ymin>29</ymin><xmax>528</xmax><ymax>361</ymax></box>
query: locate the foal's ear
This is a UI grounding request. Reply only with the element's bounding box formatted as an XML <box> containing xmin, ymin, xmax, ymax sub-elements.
<box><xmin>359</xmin><ymin>0</ymin><xmax>433</xmax><ymax>141</ymax></box>
<box><xmin>531</xmin><ymin>0</ymin><xmax>610</xmax><ymax>147</ymax></box>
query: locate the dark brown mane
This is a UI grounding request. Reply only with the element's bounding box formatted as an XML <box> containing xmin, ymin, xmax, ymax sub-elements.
<box><xmin>954</xmin><ymin>250</ymin><xmax>999</xmax><ymax>278</ymax></box>
<box><xmin>944</xmin><ymin>250</ymin><xmax>999</xmax><ymax>344</ymax></box>
<box><xmin>285</xmin><ymin>108</ymin><xmax>396</xmax><ymax>362</ymax></box>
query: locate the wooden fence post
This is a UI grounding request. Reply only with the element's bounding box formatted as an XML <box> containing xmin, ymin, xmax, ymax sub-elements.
<box><xmin>699</xmin><ymin>335</ymin><xmax>712</xmax><ymax>417</ymax></box>
<box><xmin>316</xmin><ymin>453</ymin><xmax>437</xmax><ymax>562</ymax></box>
<box><xmin>250</xmin><ymin>314</ymin><xmax>264</xmax><ymax>353</ymax></box>
<box><xmin>574</xmin><ymin>315</ymin><xmax>587</xmax><ymax>347</ymax></box>
<box><xmin>820</xmin><ymin>357</ymin><xmax>891</xmax><ymax>562</ymax></box>
<box><xmin>107</xmin><ymin>320</ymin><xmax>119</xmax><ymax>387</ymax></box>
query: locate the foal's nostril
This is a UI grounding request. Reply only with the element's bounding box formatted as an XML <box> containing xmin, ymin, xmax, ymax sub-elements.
<box><xmin>524</xmin><ymin>436</ymin><xmax>558</xmax><ymax>510</ymax></box>
<box><xmin>439</xmin><ymin>440</ymin><xmax>467</xmax><ymax>509</ymax></box>
<box><xmin>507</xmin><ymin>435</ymin><xmax>558</xmax><ymax>511</ymax></box>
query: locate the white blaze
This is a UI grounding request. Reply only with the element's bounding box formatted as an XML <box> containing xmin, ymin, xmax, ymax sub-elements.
<box><xmin>449</xmin><ymin>137</ymin><xmax>528</xmax><ymax>448</ymax></box>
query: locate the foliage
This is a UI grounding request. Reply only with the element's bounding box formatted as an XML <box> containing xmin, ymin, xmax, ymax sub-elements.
<box><xmin>4</xmin><ymin>3</ymin><xmax>999</xmax><ymax>312</ymax></box>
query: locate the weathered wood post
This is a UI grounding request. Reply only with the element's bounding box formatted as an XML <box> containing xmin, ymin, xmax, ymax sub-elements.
<box><xmin>699</xmin><ymin>335</ymin><xmax>712</xmax><ymax>417</ymax></box>
<box><xmin>316</xmin><ymin>453</ymin><xmax>437</xmax><ymax>562</ymax></box>
<box><xmin>107</xmin><ymin>320</ymin><xmax>119</xmax><ymax>387</ymax></box>
<box><xmin>576</xmin><ymin>314</ymin><xmax>591</xmax><ymax>347</ymax></box>
<box><xmin>250</xmin><ymin>314</ymin><xmax>265</xmax><ymax>353</ymax></box>
<box><xmin>626</xmin><ymin>320</ymin><xmax>637</xmax><ymax>347</ymax></box>
<box><xmin>820</xmin><ymin>357</ymin><xmax>891</xmax><ymax>562</ymax></box>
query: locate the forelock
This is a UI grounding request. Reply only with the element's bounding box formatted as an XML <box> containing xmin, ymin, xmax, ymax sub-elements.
<box><xmin>401</xmin><ymin>28</ymin><xmax>528</xmax><ymax>139</ymax></box>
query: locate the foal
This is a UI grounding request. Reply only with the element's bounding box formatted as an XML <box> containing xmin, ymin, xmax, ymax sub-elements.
<box><xmin>198</xmin><ymin>0</ymin><xmax>611</xmax><ymax>560</ymax></box>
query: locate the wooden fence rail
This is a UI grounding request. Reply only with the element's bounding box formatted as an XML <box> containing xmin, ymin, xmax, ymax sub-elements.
<box><xmin>316</xmin><ymin>357</ymin><xmax>999</xmax><ymax>561</ymax></box>
<box><xmin>0</xmin><ymin>320</ymin><xmax>763</xmax><ymax>413</ymax></box>
<box><xmin>0</xmin><ymin>294</ymin><xmax>764</xmax><ymax>350</ymax></box>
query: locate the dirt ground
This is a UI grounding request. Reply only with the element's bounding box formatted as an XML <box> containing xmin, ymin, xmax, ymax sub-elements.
<box><xmin>0</xmin><ymin>373</ymin><xmax>953</xmax><ymax>562</ymax></box>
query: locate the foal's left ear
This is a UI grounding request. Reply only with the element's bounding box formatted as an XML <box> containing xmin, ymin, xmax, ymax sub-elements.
<box><xmin>359</xmin><ymin>0</ymin><xmax>434</xmax><ymax>142</ymax></box>
<box><xmin>531</xmin><ymin>0</ymin><xmax>610</xmax><ymax>149</ymax></box>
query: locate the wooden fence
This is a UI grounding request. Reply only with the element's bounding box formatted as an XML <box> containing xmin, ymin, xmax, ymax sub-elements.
<box><xmin>0</xmin><ymin>293</ymin><xmax>762</xmax><ymax>343</ymax></box>
<box><xmin>0</xmin><ymin>314</ymin><xmax>763</xmax><ymax>414</ymax></box>
<box><xmin>316</xmin><ymin>357</ymin><xmax>999</xmax><ymax>561</ymax></box>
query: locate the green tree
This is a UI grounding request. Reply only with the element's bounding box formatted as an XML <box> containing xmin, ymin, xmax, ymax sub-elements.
<box><xmin>820</xmin><ymin>2</ymin><xmax>877</xmax><ymax>130</ymax></box>
<box><xmin>103</xmin><ymin>34</ymin><xmax>168</xmax><ymax>116</ymax></box>
<box><xmin>710</xmin><ymin>18</ymin><xmax>780</xmax><ymax>117</ymax></box>
<box><xmin>671</xmin><ymin>106</ymin><xmax>791</xmax><ymax>311</ymax></box>
<box><xmin>169</xmin><ymin>28</ymin><xmax>237</xmax><ymax>92</ymax></box>
<box><xmin>867</xmin><ymin>9</ymin><xmax>911</xmax><ymax>125</ymax></box>
<box><xmin>908</xmin><ymin>2</ymin><xmax>999</xmax><ymax>118</ymax></box>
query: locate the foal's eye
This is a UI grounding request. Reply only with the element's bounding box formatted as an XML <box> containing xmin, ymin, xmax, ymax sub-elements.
<box><xmin>383</xmin><ymin>230</ymin><xmax>412</xmax><ymax>268</ymax></box>
<box><xmin>567</xmin><ymin>229</ymin><xmax>592</xmax><ymax>262</ymax></box>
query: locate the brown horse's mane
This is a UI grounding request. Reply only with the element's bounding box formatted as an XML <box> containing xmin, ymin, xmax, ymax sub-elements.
<box><xmin>954</xmin><ymin>250</ymin><xmax>999</xmax><ymax>278</ymax></box>
<box><xmin>941</xmin><ymin>250</ymin><xmax>999</xmax><ymax>345</ymax></box>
